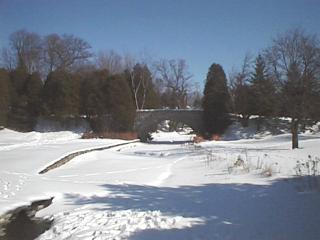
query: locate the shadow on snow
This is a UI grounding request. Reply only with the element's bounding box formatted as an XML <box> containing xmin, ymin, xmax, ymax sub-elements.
<box><xmin>65</xmin><ymin>176</ymin><xmax>320</xmax><ymax>240</ymax></box>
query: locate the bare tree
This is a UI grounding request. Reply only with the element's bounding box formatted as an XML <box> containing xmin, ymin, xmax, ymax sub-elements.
<box><xmin>129</xmin><ymin>63</ymin><xmax>154</xmax><ymax>109</ymax></box>
<box><xmin>43</xmin><ymin>34</ymin><xmax>92</xmax><ymax>72</ymax></box>
<box><xmin>123</xmin><ymin>54</ymin><xmax>159</xmax><ymax>110</ymax></box>
<box><xmin>9</xmin><ymin>30</ymin><xmax>42</xmax><ymax>73</ymax></box>
<box><xmin>189</xmin><ymin>81</ymin><xmax>202</xmax><ymax>109</ymax></box>
<box><xmin>123</xmin><ymin>54</ymin><xmax>140</xmax><ymax>109</ymax></box>
<box><xmin>265</xmin><ymin>28</ymin><xmax>320</xmax><ymax>149</ymax></box>
<box><xmin>1</xmin><ymin>47</ymin><xmax>16</xmax><ymax>70</ymax></box>
<box><xmin>96</xmin><ymin>50</ymin><xmax>123</xmax><ymax>74</ymax></box>
<box><xmin>43</xmin><ymin>34</ymin><xmax>61</xmax><ymax>73</ymax></box>
<box><xmin>155</xmin><ymin>59</ymin><xmax>192</xmax><ymax>108</ymax></box>
<box><xmin>123</xmin><ymin>53</ymin><xmax>136</xmax><ymax>71</ymax></box>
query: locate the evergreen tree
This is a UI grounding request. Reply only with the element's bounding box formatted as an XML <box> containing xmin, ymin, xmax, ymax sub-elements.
<box><xmin>230</xmin><ymin>54</ymin><xmax>253</xmax><ymax>126</ymax></box>
<box><xmin>43</xmin><ymin>71</ymin><xmax>80</xmax><ymax>117</ymax></box>
<box><xmin>10</xmin><ymin>62</ymin><xmax>29</xmax><ymax>96</ymax></box>
<box><xmin>80</xmin><ymin>70</ymin><xmax>109</xmax><ymax>132</ymax></box>
<box><xmin>233</xmin><ymin>83</ymin><xmax>253</xmax><ymax>126</ymax></box>
<box><xmin>80</xmin><ymin>70</ymin><xmax>108</xmax><ymax>118</ymax></box>
<box><xmin>0</xmin><ymin>69</ymin><xmax>11</xmax><ymax>126</ymax></box>
<box><xmin>7</xmin><ymin>64</ymin><xmax>30</xmax><ymax>131</ymax></box>
<box><xmin>7</xmin><ymin>70</ymin><xmax>42</xmax><ymax>131</ymax></box>
<box><xmin>104</xmin><ymin>74</ymin><xmax>135</xmax><ymax>132</ymax></box>
<box><xmin>7</xmin><ymin>95</ymin><xmax>30</xmax><ymax>131</ymax></box>
<box><xmin>250</xmin><ymin>55</ymin><xmax>277</xmax><ymax>129</ymax></box>
<box><xmin>25</xmin><ymin>72</ymin><xmax>43</xmax><ymax>128</ymax></box>
<box><xmin>202</xmin><ymin>64</ymin><xmax>231</xmax><ymax>136</ymax></box>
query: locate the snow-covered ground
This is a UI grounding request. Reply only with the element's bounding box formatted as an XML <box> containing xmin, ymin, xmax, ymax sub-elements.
<box><xmin>1</xmin><ymin>128</ymin><xmax>320</xmax><ymax>239</ymax></box>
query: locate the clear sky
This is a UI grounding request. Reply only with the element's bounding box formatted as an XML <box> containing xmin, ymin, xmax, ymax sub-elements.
<box><xmin>0</xmin><ymin>0</ymin><xmax>320</xmax><ymax>87</ymax></box>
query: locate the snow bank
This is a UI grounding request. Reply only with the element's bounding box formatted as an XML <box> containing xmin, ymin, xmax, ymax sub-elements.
<box><xmin>0</xmin><ymin>128</ymin><xmax>80</xmax><ymax>151</ymax></box>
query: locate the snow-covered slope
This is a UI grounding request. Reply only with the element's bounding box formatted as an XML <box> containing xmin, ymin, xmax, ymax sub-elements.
<box><xmin>0</xmin><ymin>129</ymin><xmax>126</xmax><ymax>213</ymax></box>
<box><xmin>1</xmin><ymin>129</ymin><xmax>320</xmax><ymax>239</ymax></box>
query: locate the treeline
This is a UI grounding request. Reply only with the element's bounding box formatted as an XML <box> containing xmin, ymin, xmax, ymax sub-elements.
<box><xmin>0</xmin><ymin>30</ymin><xmax>200</xmax><ymax>132</ymax></box>
<box><xmin>0</xmin><ymin>63</ymin><xmax>159</xmax><ymax>132</ymax></box>
<box><xmin>1</xmin><ymin>28</ymin><xmax>320</xmax><ymax>148</ymax></box>
<box><xmin>202</xmin><ymin>28</ymin><xmax>320</xmax><ymax>148</ymax></box>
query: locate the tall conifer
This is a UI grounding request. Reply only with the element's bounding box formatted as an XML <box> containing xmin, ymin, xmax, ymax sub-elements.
<box><xmin>250</xmin><ymin>55</ymin><xmax>277</xmax><ymax>119</ymax></box>
<box><xmin>202</xmin><ymin>64</ymin><xmax>231</xmax><ymax>136</ymax></box>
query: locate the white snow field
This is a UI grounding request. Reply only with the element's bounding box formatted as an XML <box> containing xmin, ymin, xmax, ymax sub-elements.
<box><xmin>1</xmin><ymin>128</ymin><xmax>320</xmax><ymax>239</ymax></box>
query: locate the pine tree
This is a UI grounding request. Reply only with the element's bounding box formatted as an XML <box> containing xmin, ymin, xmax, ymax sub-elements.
<box><xmin>202</xmin><ymin>64</ymin><xmax>231</xmax><ymax>136</ymax></box>
<box><xmin>233</xmin><ymin>83</ymin><xmax>253</xmax><ymax>126</ymax></box>
<box><xmin>251</xmin><ymin>55</ymin><xmax>277</xmax><ymax>116</ymax></box>
<box><xmin>229</xmin><ymin>54</ymin><xmax>253</xmax><ymax>126</ymax></box>
<box><xmin>250</xmin><ymin>55</ymin><xmax>277</xmax><ymax>129</ymax></box>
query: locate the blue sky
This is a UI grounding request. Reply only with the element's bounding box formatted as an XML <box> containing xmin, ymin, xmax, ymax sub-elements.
<box><xmin>1</xmin><ymin>0</ymin><xmax>320</xmax><ymax>87</ymax></box>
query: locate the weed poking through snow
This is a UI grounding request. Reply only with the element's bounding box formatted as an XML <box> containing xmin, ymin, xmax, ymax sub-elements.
<box><xmin>293</xmin><ymin>155</ymin><xmax>320</xmax><ymax>192</ymax></box>
<box><xmin>294</xmin><ymin>155</ymin><xmax>320</xmax><ymax>176</ymax></box>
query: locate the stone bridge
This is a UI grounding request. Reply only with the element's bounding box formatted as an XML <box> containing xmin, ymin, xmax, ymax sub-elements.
<box><xmin>134</xmin><ymin>109</ymin><xmax>205</xmax><ymax>141</ymax></box>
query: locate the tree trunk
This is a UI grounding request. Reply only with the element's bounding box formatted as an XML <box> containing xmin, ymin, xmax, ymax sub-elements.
<box><xmin>291</xmin><ymin>118</ymin><xmax>299</xmax><ymax>149</ymax></box>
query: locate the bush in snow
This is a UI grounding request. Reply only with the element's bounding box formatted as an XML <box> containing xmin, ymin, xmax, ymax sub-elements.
<box><xmin>228</xmin><ymin>155</ymin><xmax>250</xmax><ymax>174</ymax></box>
<box><xmin>294</xmin><ymin>155</ymin><xmax>320</xmax><ymax>176</ymax></box>
<box><xmin>260</xmin><ymin>162</ymin><xmax>279</xmax><ymax>177</ymax></box>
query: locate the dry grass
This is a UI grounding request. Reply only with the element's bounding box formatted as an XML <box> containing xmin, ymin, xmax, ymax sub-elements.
<box><xmin>261</xmin><ymin>166</ymin><xmax>274</xmax><ymax>177</ymax></box>
<box><xmin>82</xmin><ymin>131</ymin><xmax>138</xmax><ymax>140</ymax></box>
<box><xmin>193</xmin><ymin>135</ymin><xmax>205</xmax><ymax>143</ymax></box>
<box><xmin>211</xmin><ymin>134</ymin><xmax>221</xmax><ymax>141</ymax></box>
